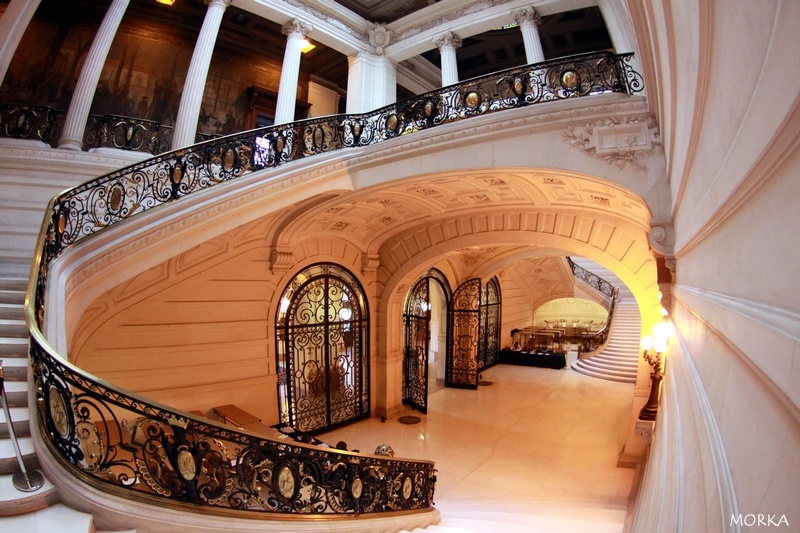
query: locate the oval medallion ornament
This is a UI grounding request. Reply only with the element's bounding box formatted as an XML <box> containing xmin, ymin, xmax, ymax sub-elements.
<box><xmin>275</xmin><ymin>464</ymin><xmax>296</xmax><ymax>499</ymax></box>
<box><xmin>313</xmin><ymin>126</ymin><xmax>324</xmax><ymax>148</ymax></box>
<box><xmin>465</xmin><ymin>91</ymin><xmax>481</xmax><ymax>109</ymax></box>
<box><xmin>17</xmin><ymin>112</ymin><xmax>26</xmax><ymax>129</ymax></box>
<box><xmin>56</xmin><ymin>211</ymin><xmax>67</xmax><ymax>236</ymax></box>
<box><xmin>386</xmin><ymin>114</ymin><xmax>398</xmax><ymax>133</ymax></box>
<box><xmin>352</xmin><ymin>122</ymin><xmax>362</xmax><ymax>139</ymax></box>
<box><xmin>512</xmin><ymin>76</ymin><xmax>526</xmax><ymax>96</ymax></box>
<box><xmin>125</xmin><ymin>125</ymin><xmax>135</xmax><ymax>142</ymax></box>
<box><xmin>177</xmin><ymin>450</ymin><xmax>196</xmax><ymax>481</ymax></box>
<box><xmin>109</xmin><ymin>184</ymin><xmax>124</xmax><ymax>213</ymax></box>
<box><xmin>424</xmin><ymin>101</ymin><xmax>436</xmax><ymax>118</ymax></box>
<box><xmin>171</xmin><ymin>164</ymin><xmax>182</xmax><ymax>185</ymax></box>
<box><xmin>48</xmin><ymin>386</ymin><xmax>69</xmax><ymax>438</ymax></box>
<box><xmin>402</xmin><ymin>476</ymin><xmax>413</xmax><ymax>500</ymax></box>
<box><xmin>275</xmin><ymin>136</ymin><xmax>285</xmax><ymax>152</ymax></box>
<box><xmin>223</xmin><ymin>148</ymin><xmax>235</xmax><ymax>170</ymax></box>
<box><xmin>351</xmin><ymin>476</ymin><xmax>363</xmax><ymax>499</ymax></box>
<box><xmin>561</xmin><ymin>70</ymin><xmax>579</xmax><ymax>90</ymax></box>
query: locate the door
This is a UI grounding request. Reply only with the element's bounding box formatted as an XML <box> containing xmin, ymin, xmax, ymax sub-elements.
<box><xmin>276</xmin><ymin>264</ymin><xmax>369</xmax><ymax>433</ymax></box>
<box><xmin>447</xmin><ymin>278</ymin><xmax>481</xmax><ymax>389</ymax></box>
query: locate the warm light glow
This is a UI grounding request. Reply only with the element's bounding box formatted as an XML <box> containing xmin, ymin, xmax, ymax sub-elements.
<box><xmin>661</xmin><ymin>307</ymin><xmax>669</xmax><ymax>316</ymax></box>
<box><xmin>300</xmin><ymin>39</ymin><xmax>315</xmax><ymax>53</ymax></box>
<box><xmin>653</xmin><ymin>321</ymin><xmax>673</xmax><ymax>352</ymax></box>
<box><xmin>338</xmin><ymin>307</ymin><xmax>352</xmax><ymax>321</ymax></box>
<box><xmin>156</xmin><ymin>0</ymin><xmax>175</xmax><ymax>5</ymax></box>
<box><xmin>640</xmin><ymin>335</ymin><xmax>654</xmax><ymax>351</ymax></box>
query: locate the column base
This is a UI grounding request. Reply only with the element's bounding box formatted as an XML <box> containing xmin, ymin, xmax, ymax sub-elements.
<box><xmin>58</xmin><ymin>138</ymin><xmax>84</xmax><ymax>151</ymax></box>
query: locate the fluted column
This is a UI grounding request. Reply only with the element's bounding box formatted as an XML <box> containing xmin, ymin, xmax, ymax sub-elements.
<box><xmin>513</xmin><ymin>7</ymin><xmax>545</xmax><ymax>64</ymax></box>
<box><xmin>58</xmin><ymin>0</ymin><xmax>129</xmax><ymax>150</ymax></box>
<box><xmin>172</xmin><ymin>0</ymin><xmax>230</xmax><ymax>149</ymax></box>
<box><xmin>275</xmin><ymin>19</ymin><xmax>312</xmax><ymax>125</ymax></box>
<box><xmin>0</xmin><ymin>0</ymin><xmax>41</xmax><ymax>86</ymax></box>
<box><xmin>433</xmin><ymin>32</ymin><xmax>461</xmax><ymax>87</ymax></box>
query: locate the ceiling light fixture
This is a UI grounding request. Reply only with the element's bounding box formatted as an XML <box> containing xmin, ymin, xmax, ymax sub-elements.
<box><xmin>300</xmin><ymin>39</ymin><xmax>315</xmax><ymax>53</ymax></box>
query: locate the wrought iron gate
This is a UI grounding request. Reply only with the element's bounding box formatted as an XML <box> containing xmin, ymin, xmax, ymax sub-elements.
<box><xmin>276</xmin><ymin>264</ymin><xmax>369</xmax><ymax>433</ymax></box>
<box><xmin>402</xmin><ymin>269</ymin><xmax>451</xmax><ymax>413</ymax></box>
<box><xmin>478</xmin><ymin>277</ymin><xmax>502</xmax><ymax>370</ymax></box>
<box><xmin>447</xmin><ymin>278</ymin><xmax>481</xmax><ymax>389</ymax></box>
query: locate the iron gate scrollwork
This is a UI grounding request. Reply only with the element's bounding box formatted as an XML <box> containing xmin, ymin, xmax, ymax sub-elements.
<box><xmin>402</xmin><ymin>269</ymin><xmax>452</xmax><ymax>413</ymax></box>
<box><xmin>447</xmin><ymin>278</ymin><xmax>481</xmax><ymax>389</ymax></box>
<box><xmin>478</xmin><ymin>277</ymin><xmax>501</xmax><ymax>371</ymax></box>
<box><xmin>276</xmin><ymin>263</ymin><xmax>369</xmax><ymax>433</ymax></box>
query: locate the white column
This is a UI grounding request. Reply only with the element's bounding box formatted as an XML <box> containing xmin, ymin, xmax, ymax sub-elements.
<box><xmin>513</xmin><ymin>7</ymin><xmax>545</xmax><ymax>64</ymax></box>
<box><xmin>172</xmin><ymin>0</ymin><xmax>230</xmax><ymax>149</ymax></box>
<box><xmin>433</xmin><ymin>32</ymin><xmax>461</xmax><ymax>87</ymax></box>
<box><xmin>346</xmin><ymin>52</ymin><xmax>396</xmax><ymax>114</ymax></box>
<box><xmin>275</xmin><ymin>19</ymin><xmax>311</xmax><ymax>125</ymax></box>
<box><xmin>0</xmin><ymin>0</ymin><xmax>41</xmax><ymax>86</ymax></box>
<box><xmin>58</xmin><ymin>0</ymin><xmax>129</xmax><ymax>150</ymax></box>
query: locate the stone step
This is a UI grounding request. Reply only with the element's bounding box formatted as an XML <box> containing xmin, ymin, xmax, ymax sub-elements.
<box><xmin>0</xmin><ymin>475</ymin><xmax>59</xmax><ymax>516</ymax></box>
<box><xmin>0</xmin><ymin>290</ymin><xmax>25</xmax><ymax>307</ymax></box>
<box><xmin>0</xmin><ymin>406</ymin><xmax>30</xmax><ymax>439</ymax></box>
<box><xmin>0</xmin><ymin>358</ymin><xmax>28</xmax><ymax>380</ymax></box>
<box><xmin>0</xmin><ymin>304</ymin><xmax>23</xmax><ymax>320</ymax></box>
<box><xmin>0</xmin><ymin>320</ymin><xmax>27</xmax><ymax>338</ymax></box>
<box><xmin>0</xmin><ymin>436</ymin><xmax>37</xmax><ymax>476</ymax></box>
<box><xmin>0</xmin><ymin>337</ymin><xmax>29</xmax><ymax>358</ymax></box>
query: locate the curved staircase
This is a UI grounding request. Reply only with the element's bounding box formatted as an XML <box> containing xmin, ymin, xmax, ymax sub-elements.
<box><xmin>0</xmin><ymin>278</ymin><xmax>99</xmax><ymax>531</ymax></box>
<box><xmin>571</xmin><ymin>292</ymin><xmax>641</xmax><ymax>383</ymax></box>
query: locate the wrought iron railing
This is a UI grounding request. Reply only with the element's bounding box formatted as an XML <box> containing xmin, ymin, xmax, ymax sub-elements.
<box><xmin>85</xmin><ymin>114</ymin><xmax>172</xmax><ymax>154</ymax></box>
<box><xmin>0</xmin><ymin>104</ymin><xmax>64</xmax><ymax>146</ymax></box>
<box><xmin>24</xmin><ymin>52</ymin><xmax>643</xmax><ymax>519</ymax></box>
<box><xmin>567</xmin><ymin>257</ymin><xmax>616</xmax><ymax>299</ymax></box>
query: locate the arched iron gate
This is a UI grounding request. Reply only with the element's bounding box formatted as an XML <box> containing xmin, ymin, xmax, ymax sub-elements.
<box><xmin>402</xmin><ymin>269</ymin><xmax>451</xmax><ymax>413</ymax></box>
<box><xmin>447</xmin><ymin>278</ymin><xmax>481</xmax><ymax>389</ymax></box>
<box><xmin>276</xmin><ymin>263</ymin><xmax>369</xmax><ymax>433</ymax></box>
<box><xmin>478</xmin><ymin>277</ymin><xmax>502</xmax><ymax>371</ymax></box>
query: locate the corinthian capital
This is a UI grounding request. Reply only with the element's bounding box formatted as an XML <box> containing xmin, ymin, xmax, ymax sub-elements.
<box><xmin>282</xmin><ymin>18</ymin><xmax>312</xmax><ymax>38</ymax></box>
<box><xmin>513</xmin><ymin>7</ymin><xmax>542</xmax><ymax>26</ymax></box>
<box><xmin>433</xmin><ymin>31</ymin><xmax>462</xmax><ymax>51</ymax></box>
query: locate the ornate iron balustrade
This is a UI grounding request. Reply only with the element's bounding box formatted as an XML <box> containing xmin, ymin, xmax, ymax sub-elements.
<box><xmin>24</xmin><ymin>52</ymin><xmax>643</xmax><ymax>519</ymax></box>
<box><xmin>29</xmin><ymin>340</ymin><xmax>435</xmax><ymax>515</ymax></box>
<box><xmin>0</xmin><ymin>104</ymin><xmax>64</xmax><ymax>146</ymax></box>
<box><xmin>85</xmin><ymin>114</ymin><xmax>172</xmax><ymax>154</ymax></box>
<box><xmin>567</xmin><ymin>257</ymin><xmax>616</xmax><ymax>299</ymax></box>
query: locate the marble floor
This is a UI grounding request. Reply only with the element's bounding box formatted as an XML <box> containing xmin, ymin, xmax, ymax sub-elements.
<box><xmin>319</xmin><ymin>364</ymin><xmax>637</xmax><ymax>532</ymax></box>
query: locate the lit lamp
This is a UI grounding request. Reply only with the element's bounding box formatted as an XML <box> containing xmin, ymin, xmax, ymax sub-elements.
<box><xmin>639</xmin><ymin>322</ymin><xmax>672</xmax><ymax>421</ymax></box>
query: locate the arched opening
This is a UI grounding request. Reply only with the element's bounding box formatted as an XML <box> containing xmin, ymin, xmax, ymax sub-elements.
<box><xmin>402</xmin><ymin>268</ymin><xmax>451</xmax><ymax>413</ymax></box>
<box><xmin>275</xmin><ymin>263</ymin><xmax>369</xmax><ymax>433</ymax></box>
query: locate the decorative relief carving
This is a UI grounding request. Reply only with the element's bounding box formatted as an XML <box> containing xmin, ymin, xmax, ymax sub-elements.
<box><xmin>283</xmin><ymin>0</ymin><xmax>369</xmax><ymax>44</ymax></box>
<box><xmin>459</xmin><ymin>247</ymin><xmax>497</xmax><ymax>267</ymax></box>
<box><xmin>270</xmin><ymin>247</ymin><xmax>295</xmax><ymax>274</ymax></box>
<box><xmin>635</xmin><ymin>419</ymin><xmax>655</xmax><ymax>445</ymax></box>
<box><xmin>469</xmin><ymin>194</ymin><xmax>491</xmax><ymax>203</ymax></box>
<box><xmin>589</xmin><ymin>195</ymin><xmax>610</xmax><ymax>206</ymax></box>
<box><xmin>512</xmin><ymin>7</ymin><xmax>541</xmax><ymax>26</ymax></box>
<box><xmin>434</xmin><ymin>31</ymin><xmax>462</xmax><ymax>51</ymax></box>
<box><xmin>379</xmin><ymin>216</ymin><xmax>395</xmax><ymax>225</ymax></box>
<box><xmin>562</xmin><ymin>115</ymin><xmax>662</xmax><ymax>170</ymax></box>
<box><xmin>394</xmin><ymin>0</ymin><xmax>515</xmax><ymax>42</ymax></box>
<box><xmin>414</xmin><ymin>188</ymin><xmax>437</xmax><ymax>196</ymax></box>
<box><xmin>369</xmin><ymin>24</ymin><xmax>391</xmax><ymax>55</ymax></box>
<box><xmin>282</xmin><ymin>19</ymin><xmax>312</xmax><ymax>38</ymax></box>
<box><xmin>361</xmin><ymin>253</ymin><xmax>380</xmax><ymax>274</ymax></box>
<box><xmin>484</xmin><ymin>178</ymin><xmax>507</xmax><ymax>186</ymax></box>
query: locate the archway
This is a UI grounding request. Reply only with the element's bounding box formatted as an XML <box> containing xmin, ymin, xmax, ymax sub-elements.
<box><xmin>275</xmin><ymin>263</ymin><xmax>369</xmax><ymax>433</ymax></box>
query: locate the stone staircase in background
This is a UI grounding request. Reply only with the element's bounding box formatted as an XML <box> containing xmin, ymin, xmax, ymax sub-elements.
<box><xmin>571</xmin><ymin>292</ymin><xmax>641</xmax><ymax>383</ymax></box>
<box><xmin>0</xmin><ymin>278</ymin><xmax>99</xmax><ymax>531</ymax></box>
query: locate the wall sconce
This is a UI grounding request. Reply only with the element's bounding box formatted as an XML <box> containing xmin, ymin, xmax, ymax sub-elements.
<box><xmin>300</xmin><ymin>39</ymin><xmax>316</xmax><ymax>53</ymax></box>
<box><xmin>639</xmin><ymin>321</ymin><xmax>673</xmax><ymax>421</ymax></box>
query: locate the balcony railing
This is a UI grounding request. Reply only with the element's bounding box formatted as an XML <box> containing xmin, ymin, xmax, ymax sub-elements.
<box><xmin>84</xmin><ymin>114</ymin><xmax>172</xmax><ymax>154</ymax></box>
<box><xmin>0</xmin><ymin>104</ymin><xmax>64</xmax><ymax>146</ymax></box>
<box><xmin>25</xmin><ymin>52</ymin><xmax>642</xmax><ymax>520</ymax></box>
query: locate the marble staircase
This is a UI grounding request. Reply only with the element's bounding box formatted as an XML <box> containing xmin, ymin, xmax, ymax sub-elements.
<box><xmin>571</xmin><ymin>294</ymin><xmax>641</xmax><ymax>383</ymax></box>
<box><xmin>0</xmin><ymin>278</ymin><xmax>100</xmax><ymax>531</ymax></box>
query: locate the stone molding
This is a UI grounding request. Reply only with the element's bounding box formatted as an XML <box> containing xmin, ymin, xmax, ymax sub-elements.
<box><xmin>562</xmin><ymin>114</ymin><xmax>662</xmax><ymax>170</ymax></box>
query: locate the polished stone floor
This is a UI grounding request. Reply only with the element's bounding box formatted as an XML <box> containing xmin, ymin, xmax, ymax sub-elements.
<box><xmin>319</xmin><ymin>364</ymin><xmax>637</xmax><ymax>532</ymax></box>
